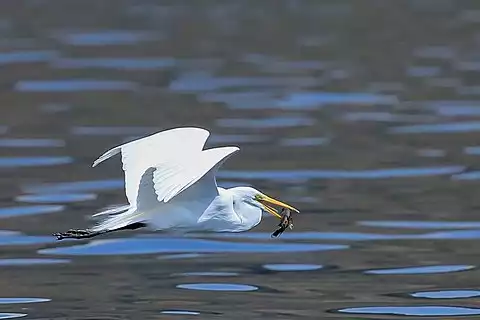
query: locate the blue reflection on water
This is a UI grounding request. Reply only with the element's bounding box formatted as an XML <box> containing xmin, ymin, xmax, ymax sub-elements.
<box><xmin>217</xmin><ymin>166</ymin><xmax>464</xmax><ymax>181</ymax></box>
<box><xmin>52</xmin><ymin>57</ymin><xmax>176</xmax><ymax>70</ymax></box>
<box><xmin>0</xmin><ymin>205</ymin><xmax>64</xmax><ymax>218</ymax></box>
<box><xmin>199</xmin><ymin>91</ymin><xmax>275</xmax><ymax>109</ymax></box>
<box><xmin>15</xmin><ymin>193</ymin><xmax>97</xmax><ymax>204</ymax></box>
<box><xmin>158</xmin><ymin>253</ymin><xmax>205</xmax><ymax>260</ymax></box>
<box><xmin>15</xmin><ymin>80</ymin><xmax>138</xmax><ymax>92</ymax></box>
<box><xmin>0</xmin><ymin>313</ymin><xmax>27</xmax><ymax>319</ymax></box>
<box><xmin>263</xmin><ymin>264</ymin><xmax>323</xmax><ymax>271</ymax></box>
<box><xmin>365</xmin><ymin>265</ymin><xmax>475</xmax><ymax>275</ymax></box>
<box><xmin>72</xmin><ymin>126</ymin><xmax>157</xmax><ymax>136</ymax></box>
<box><xmin>211</xmin><ymin>231</ymin><xmax>398</xmax><ymax>241</ymax></box>
<box><xmin>413</xmin><ymin>45</ymin><xmax>454</xmax><ymax>59</ymax></box>
<box><xmin>160</xmin><ymin>310</ymin><xmax>200</xmax><ymax>315</ymax></box>
<box><xmin>175</xmin><ymin>272</ymin><xmax>239</xmax><ymax>277</ymax></box>
<box><xmin>38</xmin><ymin>237</ymin><xmax>348</xmax><ymax>256</ymax></box>
<box><xmin>434</xmin><ymin>105</ymin><xmax>480</xmax><ymax>116</ymax></box>
<box><xmin>52</xmin><ymin>30</ymin><xmax>158</xmax><ymax>46</ymax></box>
<box><xmin>23</xmin><ymin>179</ymin><xmax>123</xmax><ymax>193</ymax></box>
<box><xmin>464</xmin><ymin>146</ymin><xmax>480</xmax><ymax>155</ymax></box>
<box><xmin>177</xmin><ymin>283</ymin><xmax>258</xmax><ymax>292</ymax></box>
<box><xmin>342</xmin><ymin>112</ymin><xmax>429</xmax><ymax>123</ymax></box>
<box><xmin>0</xmin><ymin>298</ymin><xmax>50</xmax><ymax>304</ymax></box>
<box><xmin>0</xmin><ymin>157</ymin><xmax>72</xmax><ymax>167</ymax></box>
<box><xmin>358</xmin><ymin>220</ymin><xmax>480</xmax><ymax>229</ymax></box>
<box><xmin>0</xmin><ymin>139</ymin><xmax>65</xmax><ymax>148</ymax></box>
<box><xmin>390</xmin><ymin>121</ymin><xmax>480</xmax><ymax>134</ymax></box>
<box><xmin>216</xmin><ymin>116</ymin><xmax>315</xmax><ymax>128</ymax></box>
<box><xmin>336</xmin><ymin>306</ymin><xmax>480</xmax><ymax>316</ymax></box>
<box><xmin>209</xmin><ymin>134</ymin><xmax>267</xmax><ymax>144</ymax></box>
<box><xmin>451</xmin><ymin>171</ymin><xmax>480</xmax><ymax>180</ymax></box>
<box><xmin>277</xmin><ymin>92</ymin><xmax>398</xmax><ymax>109</ymax></box>
<box><xmin>417</xmin><ymin>149</ymin><xmax>446</xmax><ymax>157</ymax></box>
<box><xmin>170</xmin><ymin>74</ymin><xmax>318</xmax><ymax>92</ymax></box>
<box><xmin>0</xmin><ymin>51</ymin><xmax>58</xmax><ymax>65</ymax></box>
<box><xmin>279</xmin><ymin>137</ymin><xmax>329</xmax><ymax>147</ymax></box>
<box><xmin>417</xmin><ymin>229</ymin><xmax>480</xmax><ymax>239</ymax></box>
<box><xmin>0</xmin><ymin>231</ymin><xmax>54</xmax><ymax>246</ymax></box>
<box><xmin>411</xmin><ymin>290</ymin><xmax>480</xmax><ymax>299</ymax></box>
<box><xmin>0</xmin><ymin>259</ymin><xmax>70</xmax><ymax>266</ymax></box>
<box><xmin>407</xmin><ymin>66</ymin><xmax>441</xmax><ymax>77</ymax></box>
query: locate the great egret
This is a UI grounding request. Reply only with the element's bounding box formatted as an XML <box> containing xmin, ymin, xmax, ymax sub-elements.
<box><xmin>54</xmin><ymin>127</ymin><xmax>299</xmax><ymax>240</ymax></box>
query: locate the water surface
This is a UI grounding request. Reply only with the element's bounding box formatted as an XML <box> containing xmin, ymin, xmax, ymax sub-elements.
<box><xmin>2</xmin><ymin>2</ymin><xmax>480</xmax><ymax>319</ymax></box>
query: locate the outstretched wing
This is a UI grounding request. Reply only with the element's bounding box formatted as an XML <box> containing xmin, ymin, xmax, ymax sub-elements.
<box><xmin>92</xmin><ymin>127</ymin><xmax>210</xmax><ymax>206</ymax></box>
<box><xmin>136</xmin><ymin>146</ymin><xmax>239</xmax><ymax>210</ymax></box>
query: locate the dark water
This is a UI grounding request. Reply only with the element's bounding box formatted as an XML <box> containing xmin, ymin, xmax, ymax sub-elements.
<box><xmin>2</xmin><ymin>1</ymin><xmax>480</xmax><ymax>319</ymax></box>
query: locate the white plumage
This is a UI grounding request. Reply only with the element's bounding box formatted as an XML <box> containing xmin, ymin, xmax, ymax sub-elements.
<box><xmin>54</xmin><ymin>127</ymin><xmax>299</xmax><ymax>240</ymax></box>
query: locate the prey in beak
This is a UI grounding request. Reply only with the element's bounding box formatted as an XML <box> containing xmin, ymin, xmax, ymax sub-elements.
<box><xmin>255</xmin><ymin>193</ymin><xmax>300</xmax><ymax>218</ymax></box>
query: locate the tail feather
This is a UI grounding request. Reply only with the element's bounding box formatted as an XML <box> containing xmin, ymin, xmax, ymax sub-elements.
<box><xmin>91</xmin><ymin>208</ymin><xmax>146</xmax><ymax>232</ymax></box>
<box><xmin>91</xmin><ymin>204</ymin><xmax>130</xmax><ymax>218</ymax></box>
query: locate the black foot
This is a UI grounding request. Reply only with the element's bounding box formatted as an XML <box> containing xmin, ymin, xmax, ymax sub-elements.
<box><xmin>53</xmin><ymin>229</ymin><xmax>107</xmax><ymax>240</ymax></box>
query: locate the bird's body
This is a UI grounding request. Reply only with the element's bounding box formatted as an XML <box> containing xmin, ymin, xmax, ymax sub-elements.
<box><xmin>54</xmin><ymin>127</ymin><xmax>299</xmax><ymax>240</ymax></box>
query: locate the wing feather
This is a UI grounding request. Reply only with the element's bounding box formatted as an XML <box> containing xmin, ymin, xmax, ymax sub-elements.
<box><xmin>91</xmin><ymin>127</ymin><xmax>210</xmax><ymax>205</ymax></box>
<box><xmin>137</xmin><ymin>146</ymin><xmax>239</xmax><ymax>209</ymax></box>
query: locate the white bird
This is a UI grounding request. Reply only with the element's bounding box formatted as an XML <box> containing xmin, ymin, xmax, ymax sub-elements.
<box><xmin>54</xmin><ymin>127</ymin><xmax>299</xmax><ymax>240</ymax></box>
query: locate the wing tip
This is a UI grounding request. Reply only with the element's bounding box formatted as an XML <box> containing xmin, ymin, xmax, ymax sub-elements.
<box><xmin>91</xmin><ymin>147</ymin><xmax>121</xmax><ymax>168</ymax></box>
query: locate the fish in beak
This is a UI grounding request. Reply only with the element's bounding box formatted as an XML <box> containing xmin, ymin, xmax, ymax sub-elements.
<box><xmin>256</xmin><ymin>193</ymin><xmax>300</xmax><ymax>219</ymax></box>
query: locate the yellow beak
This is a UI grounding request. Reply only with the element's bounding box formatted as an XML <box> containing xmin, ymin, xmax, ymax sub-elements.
<box><xmin>258</xmin><ymin>194</ymin><xmax>300</xmax><ymax>219</ymax></box>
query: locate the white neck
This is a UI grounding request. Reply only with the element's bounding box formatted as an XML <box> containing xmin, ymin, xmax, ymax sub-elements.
<box><xmin>230</xmin><ymin>190</ymin><xmax>262</xmax><ymax>231</ymax></box>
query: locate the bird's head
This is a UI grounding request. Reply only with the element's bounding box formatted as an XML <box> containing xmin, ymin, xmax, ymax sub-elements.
<box><xmin>231</xmin><ymin>186</ymin><xmax>300</xmax><ymax>219</ymax></box>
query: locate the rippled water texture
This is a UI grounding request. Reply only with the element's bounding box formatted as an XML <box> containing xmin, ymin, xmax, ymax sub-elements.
<box><xmin>1</xmin><ymin>1</ymin><xmax>480</xmax><ymax>319</ymax></box>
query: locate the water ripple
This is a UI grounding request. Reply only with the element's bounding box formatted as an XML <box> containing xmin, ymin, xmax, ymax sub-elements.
<box><xmin>51</xmin><ymin>30</ymin><xmax>159</xmax><ymax>46</ymax></box>
<box><xmin>0</xmin><ymin>258</ymin><xmax>70</xmax><ymax>266</ymax></box>
<box><xmin>170</xmin><ymin>75</ymin><xmax>318</xmax><ymax>92</ymax></box>
<box><xmin>365</xmin><ymin>265</ymin><xmax>475</xmax><ymax>275</ymax></box>
<box><xmin>464</xmin><ymin>146</ymin><xmax>480</xmax><ymax>155</ymax></box>
<box><xmin>218</xmin><ymin>166</ymin><xmax>465</xmax><ymax>181</ymax></box>
<box><xmin>175</xmin><ymin>272</ymin><xmax>239</xmax><ymax>277</ymax></box>
<box><xmin>216</xmin><ymin>116</ymin><xmax>315</xmax><ymax>128</ymax></box>
<box><xmin>335</xmin><ymin>306</ymin><xmax>480</xmax><ymax>316</ymax></box>
<box><xmin>0</xmin><ymin>205</ymin><xmax>64</xmax><ymax>218</ymax></box>
<box><xmin>0</xmin><ymin>313</ymin><xmax>26</xmax><ymax>319</ymax></box>
<box><xmin>416</xmin><ymin>229</ymin><xmax>480</xmax><ymax>240</ymax></box>
<box><xmin>279</xmin><ymin>137</ymin><xmax>329</xmax><ymax>147</ymax></box>
<box><xmin>209</xmin><ymin>134</ymin><xmax>267</xmax><ymax>144</ymax></box>
<box><xmin>451</xmin><ymin>171</ymin><xmax>480</xmax><ymax>180</ymax></box>
<box><xmin>177</xmin><ymin>283</ymin><xmax>258</xmax><ymax>292</ymax></box>
<box><xmin>52</xmin><ymin>57</ymin><xmax>176</xmax><ymax>70</ymax></box>
<box><xmin>157</xmin><ymin>253</ymin><xmax>205</xmax><ymax>260</ymax></box>
<box><xmin>263</xmin><ymin>264</ymin><xmax>323</xmax><ymax>271</ymax></box>
<box><xmin>72</xmin><ymin>126</ymin><xmax>157</xmax><ymax>136</ymax></box>
<box><xmin>0</xmin><ymin>157</ymin><xmax>72</xmax><ymax>167</ymax></box>
<box><xmin>15</xmin><ymin>193</ymin><xmax>97</xmax><ymax>204</ymax></box>
<box><xmin>277</xmin><ymin>91</ymin><xmax>398</xmax><ymax>109</ymax></box>
<box><xmin>160</xmin><ymin>310</ymin><xmax>200</xmax><ymax>315</ymax></box>
<box><xmin>358</xmin><ymin>220</ymin><xmax>480</xmax><ymax>229</ymax></box>
<box><xmin>38</xmin><ymin>238</ymin><xmax>348</xmax><ymax>256</ymax></box>
<box><xmin>390</xmin><ymin>121</ymin><xmax>480</xmax><ymax>134</ymax></box>
<box><xmin>0</xmin><ymin>298</ymin><xmax>50</xmax><ymax>304</ymax></box>
<box><xmin>211</xmin><ymin>231</ymin><xmax>398</xmax><ymax>241</ymax></box>
<box><xmin>0</xmin><ymin>50</ymin><xmax>58</xmax><ymax>65</ymax></box>
<box><xmin>0</xmin><ymin>231</ymin><xmax>53</xmax><ymax>246</ymax></box>
<box><xmin>15</xmin><ymin>80</ymin><xmax>138</xmax><ymax>92</ymax></box>
<box><xmin>0</xmin><ymin>139</ymin><xmax>65</xmax><ymax>148</ymax></box>
<box><xmin>411</xmin><ymin>290</ymin><xmax>480</xmax><ymax>299</ymax></box>
<box><xmin>23</xmin><ymin>179</ymin><xmax>123</xmax><ymax>193</ymax></box>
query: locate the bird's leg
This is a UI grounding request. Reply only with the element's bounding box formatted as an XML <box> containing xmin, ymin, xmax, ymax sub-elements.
<box><xmin>53</xmin><ymin>222</ymin><xmax>147</xmax><ymax>240</ymax></box>
<box><xmin>53</xmin><ymin>229</ymin><xmax>109</xmax><ymax>240</ymax></box>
